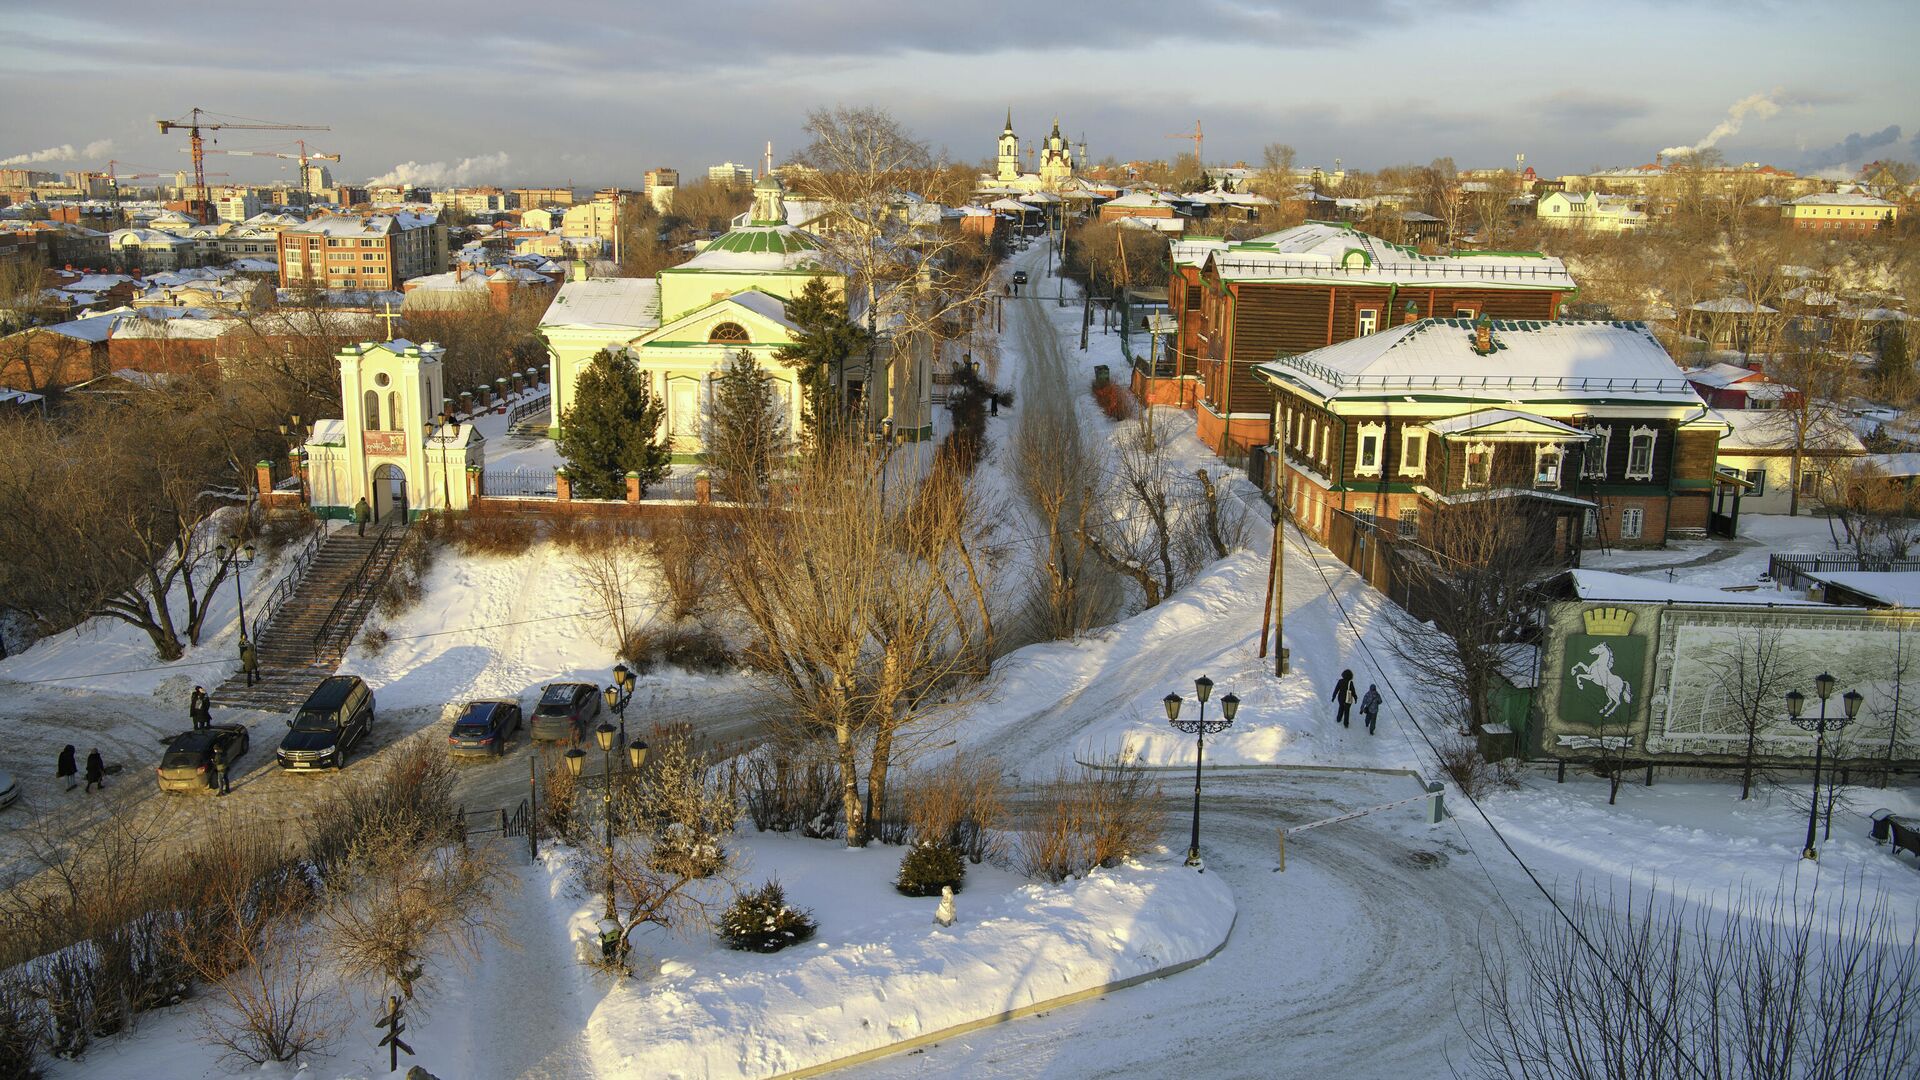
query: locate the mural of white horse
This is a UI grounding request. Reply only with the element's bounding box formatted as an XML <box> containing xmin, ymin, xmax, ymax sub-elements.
<box><xmin>1570</xmin><ymin>642</ymin><xmax>1633</xmax><ymax>718</ymax></box>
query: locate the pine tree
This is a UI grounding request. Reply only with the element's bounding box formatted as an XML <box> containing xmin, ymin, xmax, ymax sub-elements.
<box><xmin>704</xmin><ymin>350</ymin><xmax>791</xmax><ymax>502</ymax></box>
<box><xmin>774</xmin><ymin>275</ymin><xmax>871</xmax><ymax>444</ymax></box>
<box><xmin>554</xmin><ymin>349</ymin><xmax>671</xmax><ymax>499</ymax></box>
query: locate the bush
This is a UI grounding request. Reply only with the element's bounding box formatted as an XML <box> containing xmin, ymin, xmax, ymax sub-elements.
<box><xmin>718</xmin><ymin>880</ymin><xmax>816</xmax><ymax>953</ymax></box>
<box><xmin>895</xmin><ymin>840</ymin><xmax>966</xmax><ymax>897</ymax></box>
<box><xmin>258</xmin><ymin>512</ymin><xmax>318</xmax><ymax>557</ymax></box>
<box><xmin>1017</xmin><ymin>761</ymin><xmax>1162</xmax><ymax>883</ymax></box>
<box><xmin>444</xmin><ymin>510</ymin><xmax>539</xmax><ymax>555</ymax></box>
<box><xmin>1091</xmin><ymin>381</ymin><xmax>1135</xmax><ymax>422</ymax></box>
<box><xmin>732</xmin><ymin>749</ymin><xmax>843</xmax><ymax>838</ymax></box>
<box><xmin>620</xmin><ymin>624</ymin><xmax>735</xmax><ymax>675</ymax></box>
<box><xmin>1435</xmin><ymin>737</ymin><xmax>1518</xmax><ymax>799</ymax></box>
<box><xmin>903</xmin><ymin>754</ymin><xmax>1006</xmax><ymax>865</ymax></box>
<box><xmin>630</xmin><ymin>726</ymin><xmax>737</xmax><ymax>880</ymax></box>
<box><xmin>0</xmin><ymin>976</ymin><xmax>45</xmax><ymax>1079</ymax></box>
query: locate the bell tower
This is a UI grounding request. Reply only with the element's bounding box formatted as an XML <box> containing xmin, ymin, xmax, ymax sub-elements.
<box><xmin>996</xmin><ymin>109</ymin><xmax>1021</xmax><ymax>183</ymax></box>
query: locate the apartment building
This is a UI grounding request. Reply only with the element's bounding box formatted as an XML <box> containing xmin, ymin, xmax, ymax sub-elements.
<box><xmin>276</xmin><ymin>212</ymin><xmax>448</xmax><ymax>291</ymax></box>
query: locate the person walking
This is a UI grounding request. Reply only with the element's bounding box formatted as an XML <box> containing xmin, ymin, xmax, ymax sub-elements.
<box><xmin>214</xmin><ymin>742</ymin><xmax>232</xmax><ymax>797</ymax></box>
<box><xmin>1332</xmin><ymin>669</ymin><xmax>1358</xmax><ymax>728</ymax></box>
<box><xmin>190</xmin><ymin>685</ymin><xmax>212</xmax><ymax>730</ymax></box>
<box><xmin>354</xmin><ymin>496</ymin><xmax>371</xmax><ymax>537</ymax></box>
<box><xmin>1359</xmin><ymin>683</ymin><xmax>1384</xmax><ymax>736</ymax></box>
<box><xmin>56</xmin><ymin>744</ymin><xmax>77</xmax><ymax>792</ymax></box>
<box><xmin>239</xmin><ymin>637</ymin><xmax>259</xmax><ymax>687</ymax></box>
<box><xmin>83</xmin><ymin>748</ymin><xmax>105</xmax><ymax>794</ymax></box>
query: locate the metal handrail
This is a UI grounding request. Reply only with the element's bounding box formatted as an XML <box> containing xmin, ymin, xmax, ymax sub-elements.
<box><xmin>311</xmin><ymin>514</ymin><xmax>406</xmax><ymax>655</ymax></box>
<box><xmin>506</xmin><ymin>389</ymin><xmax>550</xmax><ymax>431</ymax></box>
<box><xmin>251</xmin><ymin>524</ymin><xmax>327</xmax><ymax>640</ymax></box>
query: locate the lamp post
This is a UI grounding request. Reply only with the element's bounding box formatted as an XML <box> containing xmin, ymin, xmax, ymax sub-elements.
<box><xmin>1785</xmin><ymin>674</ymin><xmax>1860</xmax><ymax>860</ymax></box>
<box><xmin>603</xmin><ymin>663</ymin><xmax>633</xmax><ymax>747</ymax></box>
<box><xmin>1163</xmin><ymin>676</ymin><xmax>1237</xmax><ymax>867</ymax></box>
<box><xmin>213</xmin><ymin>539</ymin><xmax>258</xmax><ymax>641</ymax></box>
<box><xmin>567</xmin><ymin>733</ymin><xmax>649</xmax><ymax>959</ymax></box>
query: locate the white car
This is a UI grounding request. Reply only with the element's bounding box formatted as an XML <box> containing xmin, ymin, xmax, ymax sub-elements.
<box><xmin>0</xmin><ymin>771</ymin><xmax>18</xmax><ymax>810</ymax></box>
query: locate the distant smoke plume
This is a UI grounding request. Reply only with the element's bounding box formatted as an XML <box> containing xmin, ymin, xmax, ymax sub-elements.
<box><xmin>1660</xmin><ymin>91</ymin><xmax>1785</xmax><ymax>159</ymax></box>
<box><xmin>0</xmin><ymin>139</ymin><xmax>114</xmax><ymax>167</ymax></box>
<box><xmin>1801</xmin><ymin>125</ymin><xmax>1903</xmax><ymax>171</ymax></box>
<box><xmin>366</xmin><ymin>152</ymin><xmax>512</xmax><ymax>188</ymax></box>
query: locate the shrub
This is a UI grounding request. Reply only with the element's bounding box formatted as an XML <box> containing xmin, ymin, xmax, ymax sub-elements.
<box><xmin>732</xmin><ymin>749</ymin><xmax>843</xmax><ymax>838</ymax></box>
<box><xmin>630</xmin><ymin>726</ymin><xmax>737</xmax><ymax>880</ymax></box>
<box><xmin>718</xmin><ymin>880</ymin><xmax>816</xmax><ymax>953</ymax></box>
<box><xmin>1017</xmin><ymin>761</ymin><xmax>1162</xmax><ymax>883</ymax></box>
<box><xmin>1435</xmin><ymin>737</ymin><xmax>1518</xmax><ymax>799</ymax></box>
<box><xmin>357</xmin><ymin>627</ymin><xmax>391</xmax><ymax>657</ymax></box>
<box><xmin>646</xmin><ymin>513</ymin><xmax>718</xmax><ymax>624</ymax></box>
<box><xmin>895</xmin><ymin>840</ymin><xmax>966</xmax><ymax>897</ymax></box>
<box><xmin>444</xmin><ymin>510</ymin><xmax>538</xmax><ymax>556</ymax></box>
<box><xmin>620</xmin><ymin>624</ymin><xmax>735</xmax><ymax>675</ymax></box>
<box><xmin>1091</xmin><ymin>381</ymin><xmax>1135</xmax><ymax>422</ymax></box>
<box><xmin>903</xmin><ymin>754</ymin><xmax>1007</xmax><ymax>865</ymax></box>
<box><xmin>0</xmin><ymin>976</ymin><xmax>45</xmax><ymax>1079</ymax></box>
<box><xmin>258</xmin><ymin>512</ymin><xmax>318</xmax><ymax>556</ymax></box>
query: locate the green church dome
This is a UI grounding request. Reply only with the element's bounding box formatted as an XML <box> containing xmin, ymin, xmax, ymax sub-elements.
<box><xmin>704</xmin><ymin>226</ymin><xmax>823</xmax><ymax>256</ymax></box>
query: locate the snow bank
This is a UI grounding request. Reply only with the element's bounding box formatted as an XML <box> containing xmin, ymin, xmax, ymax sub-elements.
<box><xmin>574</xmin><ymin>834</ymin><xmax>1235</xmax><ymax>1079</ymax></box>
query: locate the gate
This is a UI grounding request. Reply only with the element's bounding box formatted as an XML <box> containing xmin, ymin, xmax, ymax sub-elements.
<box><xmin>458</xmin><ymin>799</ymin><xmax>532</xmax><ymax>843</ymax></box>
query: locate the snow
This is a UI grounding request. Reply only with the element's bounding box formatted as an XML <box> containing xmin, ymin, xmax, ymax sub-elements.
<box><xmin>1568</xmin><ymin>568</ymin><xmax>1825</xmax><ymax>606</ymax></box>
<box><xmin>1804</xmin><ymin>570</ymin><xmax>1920</xmax><ymax>607</ymax></box>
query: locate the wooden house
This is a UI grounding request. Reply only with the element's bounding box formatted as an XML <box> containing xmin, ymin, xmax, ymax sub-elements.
<box><xmin>1155</xmin><ymin>223</ymin><xmax>1576</xmax><ymax>458</ymax></box>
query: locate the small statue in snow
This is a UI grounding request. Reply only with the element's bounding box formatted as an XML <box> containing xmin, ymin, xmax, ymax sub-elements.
<box><xmin>934</xmin><ymin>885</ymin><xmax>956</xmax><ymax>928</ymax></box>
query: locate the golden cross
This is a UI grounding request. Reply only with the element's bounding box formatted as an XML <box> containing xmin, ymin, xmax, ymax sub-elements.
<box><xmin>376</xmin><ymin>301</ymin><xmax>402</xmax><ymax>342</ymax></box>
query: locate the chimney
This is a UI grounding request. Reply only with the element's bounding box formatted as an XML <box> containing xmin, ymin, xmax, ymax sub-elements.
<box><xmin>1473</xmin><ymin>314</ymin><xmax>1493</xmax><ymax>355</ymax></box>
<box><xmin>1402</xmin><ymin>301</ymin><xmax>1418</xmax><ymax>326</ymax></box>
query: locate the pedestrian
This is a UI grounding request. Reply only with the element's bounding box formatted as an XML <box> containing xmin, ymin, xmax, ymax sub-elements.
<box><xmin>190</xmin><ymin>685</ymin><xmax>212</xmax><ymax>730</ymax></box>
<box><xmin>83</xmin><ymin>748</ymin><xmax>105</xmax><ymax>794</ymax></box>
<box><xmin>1332</xmin><ymin>669</ymin><xmax>1357</xmax><ymax>728</ymax></box>
<box><xmin>56</xmin><ymin>744</ymin><xmax>77</xmax><ymax>792</ymax></box>
<box><xmin>1359</xmin><ymin>683</ymin><xmax>1383</xmax><ymax>736</ymax></box>
<box><xmin>239</xmin><ymin>637</ymin><xmax>259</xmax><ymax>687</ymax></box>
<box><xmin>215</xmin><ymin>743</ymin><xmax>231</xmax><ymax>796</ymax></box>
<box><xmin>354</xmin><ymin>495</ymin><xmax>371</xmax><ymax>537</ymax></box>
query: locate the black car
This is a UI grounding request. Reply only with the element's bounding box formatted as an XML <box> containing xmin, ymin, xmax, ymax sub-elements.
<box><xmin>1011</xmin><ymin>270</ymin><xmax>1029</xmax><ymax>285</ymax></box>
<box><xmin>278</xmin><ymin>676</ymin><xmax>375</xmax><ymax>770</ymax></box>
<box><xmin>530</xmin><ymin>682</ymin><xmax>601</xmax><ymax>744</ymax></box>
<box><xmin>158</xmin><ymin>724</ymin><xmax>250</xmax><ymax>793</ymax></box>
<box><xmin>448</xmin><ymin>700</ymin><xmax>523</xmax><ymax>758</ymax></box>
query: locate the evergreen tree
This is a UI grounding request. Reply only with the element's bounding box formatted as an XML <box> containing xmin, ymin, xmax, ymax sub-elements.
<box><xmin>704</xmin><ymin>350</ymin><xmax>791</xmax><ymax>502</ymax></box>
<box><xmin>554</xmin><ymin>349</ymin><xmax>671</xmax><ymax>499</ymax></box>
<box><xmin>774</xmin><ymin>275</ymin><xmax>871</xmax><ymax>444</ymax></box>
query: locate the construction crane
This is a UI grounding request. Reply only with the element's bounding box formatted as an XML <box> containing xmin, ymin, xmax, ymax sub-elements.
<box><xmin>190</xmin><ymin>139</ymin><xmax>340</xmax><ymax>177</ymax></box>
<box><xmin>1165</xmin><ymin>121</ymin><xmax>1204</xmax><ymax>172</ymax></box>
<box><xmin>102</xmin><ymin>160</ymin><xmax>226</xmax><ymax>210</ymax></box>
<box><xmin>155</xmin><ymin>108</ymin><xmax>328</xmax><ymax>222</ymax></box>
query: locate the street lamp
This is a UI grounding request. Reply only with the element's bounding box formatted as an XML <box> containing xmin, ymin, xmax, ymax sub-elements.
<box><xmin>1164</xmin><ymin>676</ymin><xmax>1237</xmax><ymax>867</ymax></box>
<box><xmin>603</xmin><ymin>663</ymin><xmax>633</xmax><ymax>746</ymax></box>
<box><xmin>213</xmin><ymin>539</ymin><xmax>258</xmax><ymax>641</ymax></box>
<box><xmin>1785</xmin><ymin>674</ymin><xmax>1859</xmax><ymax>860</ymax></box>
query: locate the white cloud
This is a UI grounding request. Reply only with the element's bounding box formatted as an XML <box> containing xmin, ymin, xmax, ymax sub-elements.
<box><xmin>0</xmin><ymin>139</ymin><xmax>114</xmax><ymax>167</ymax></box>
<box><xmin>366</xmin><ymin>151</ymin><xmax>512</xmax><ymax>188</ymax></box>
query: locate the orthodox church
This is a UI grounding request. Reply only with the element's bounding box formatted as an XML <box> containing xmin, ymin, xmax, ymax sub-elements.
<box><xmin>981</xmin><ymin>111</ymin><xmax>1080</xmax><ymax>194</ymax></box>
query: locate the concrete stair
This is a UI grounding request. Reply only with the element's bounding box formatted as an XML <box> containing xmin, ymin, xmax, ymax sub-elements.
<box><xmin>213</xmin><ymin>524</ymin><xmax>407</xmax><ymax>712</ymax></box>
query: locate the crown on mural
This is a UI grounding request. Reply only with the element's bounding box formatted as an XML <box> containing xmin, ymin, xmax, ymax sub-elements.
<box><xmin>1581</xmin><ymin>607</ymin><xmax>1637</xmax><ymax>637</ymax></box>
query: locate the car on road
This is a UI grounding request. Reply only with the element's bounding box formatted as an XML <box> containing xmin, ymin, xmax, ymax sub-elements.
<box><xmin>157</xmin><ymin>724</ymin><xmax>250</xmax><ymax>793</ymax></box>
<box><xmin>0</xmin><ymin>771</ymin><xmax>17</xmax><ymax>810</ymax></box>
<box><xmin>277</xmin><ymin>676</ymin><xmax>375</xmax><ymax>771</ymax></box>
<box><xmin>530</xmin><ymin>682</ymin><xmax>601</xmax><ymax>744</ymax></box>
<box><xmin>448</xmin><ymin>700</ymin><xmax>523</xmax><ymax>758</ymax></box>
<box><xmin>1011</xmin><ymin>270</ymin><xmax>1029</xmax><ymax>285</ymax></box>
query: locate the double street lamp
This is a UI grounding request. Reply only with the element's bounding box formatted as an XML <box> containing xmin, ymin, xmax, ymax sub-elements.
<box><xmin>603</xmin><ymin>663</ymin><xmax>634</xmax><ymax>746</ymax></box>
<box><xmin>213</xmin><ymin>539</ymin><xmax>258</xmax><ymax>641</ymax></box>
<box><xmin>1784</xmin><ymin>673</ymin><xmax>1862</xmax><ymax>861</ymax></box>
<box><xmin>1163</xmin><ymin>676</ymin><xmax>1238</xmax><ymax>867</ymax></box>
<box><xmin>565</xmin><ymin>726</ymin><xmax>650</xmax><ymax>928</ymax></box>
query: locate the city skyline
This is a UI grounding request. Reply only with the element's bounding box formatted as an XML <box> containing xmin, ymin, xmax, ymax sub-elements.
<box><xmin>3</xmin><ymin>0</ymin><xmax>1917</xmax><ymax>188</ymax></box>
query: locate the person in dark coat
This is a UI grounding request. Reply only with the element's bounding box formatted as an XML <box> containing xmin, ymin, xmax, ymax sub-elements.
<box><xmin>56</xmin><ymin>744</ymin><xmax>77</xmax><ymax>791</ymax></box>
<box><xmin>1359</xmin><ymin>683</ymin><xmax>1384</xmax><ymax>736</ymax></box>
<box><xmin>190</xmin><ymin>685</ymin><xmax>212</xmax><ymax>730</ymax></box>
<box><xmin>239</xmin><ymin>637</ymin><xmax>259</xmax><ymax>687</ymax></box>
<box><xmin>1332</xmin><ymin>669</ymin><xmax>1358</xmax><ymax>728</ymax></box>
<box><xmin>214</xmin><ymin>742</ymin><xmax>232</xmax><ymax>796</ymax></box>
<box><xmin>83</xmin><ymin>748</ymin><xmax>105</xmax><ymax>793</ymax></box>
<box><xmin>354</xmin><ymin>496</ymin><xmax>371</xmax><ymax>537</ymax></box>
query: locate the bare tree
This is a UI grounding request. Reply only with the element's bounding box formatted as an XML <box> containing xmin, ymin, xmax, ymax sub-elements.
<box><xmin>1015</xmin><ymin>408</ymin><xmax>1106</xmax><ymax>641</ymax></box>
<box><xmin>1701</xmin><ymin>626</ymin><xmax>1804</xmax><ymax>798</ymax></box>
<box><xmin>1820</xmin><ymin>459</ymin><xmax>1920</xmax><ymax>561</ymax></box>
<box><xmin>1077</xmin><ymin>426</ymin><xmax>1242</xmax><ymax>610</ymax></box>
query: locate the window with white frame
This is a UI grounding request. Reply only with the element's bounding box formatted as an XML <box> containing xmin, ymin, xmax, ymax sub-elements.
<box><xmin>1744</xmin><ymin>468</ymin><xmax>1767</xmax><ymax>496</ymax></box>
<box><xmin>1535</xmin><ymin>445</ymin><xmax>1563</xmax><ymax>488</ymax></box>
<box><xmin>1318</xmin><ymin>422</ymin><xmax>1329</xmax><ymax>465</ymax></box>
<box><xmin>1355</xmin><ymin>422</ymin><xmax>1385</xmax><ymax>476</ymax></box>
<box><xmin>1625</xmin><ymin>426</ymin><xmax>1656</xmax><ymax>480</ymax></box>
<box><xmin>1583</xmin><ymin>509</ymin><xmax>1598</xmax><ymax>537</ymax></box>
<box><xmin>1400</xmin><ymin>427</ymin><xmax>1427</xmax><ymax>476</ymax></box>
<box><xmin>1799</xmin><ymin>469</ymin><xmax>1823</xmax><ymax>496</ymax></box>
<box><xmin>1620</xmin><ymin>506</ymin><xmax>1644</xmax><ymax>539</ymax></box>
<box><xmin>1581</xmin><ymin>425</ymin><xmax>1610</xmax><ymax>478</ymax></box>
<box><xmin>1357</xmin><ymin>308</ymin><xmax>1378</xmax><ymax>336</ymax></box>
<box><xmin>1465</xmin><ymin>442</ymin><xmax>1493</xmax><ymax>488</ymax></box>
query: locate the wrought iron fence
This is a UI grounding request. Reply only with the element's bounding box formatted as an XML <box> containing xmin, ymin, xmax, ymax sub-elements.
<box><xmin>506</xmin><ymin>390</ymin><xmax>551</xmax><ymax>432</ymax></box>
<box><xmin>483</xmin><ymin>468</ymin><xmax>559</xmax><ymax>498</ymax></box>
<box><xmin>1768</xmin><ymin>553</ymin><xmax>1920</xmax><ymax>592</ymax></box>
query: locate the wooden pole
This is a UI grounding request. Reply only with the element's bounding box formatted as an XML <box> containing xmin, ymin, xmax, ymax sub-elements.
<box><xmin>1258</xmin><ymin>504</ymin><xmax>1280</xmax><ymax>659</ymax></box>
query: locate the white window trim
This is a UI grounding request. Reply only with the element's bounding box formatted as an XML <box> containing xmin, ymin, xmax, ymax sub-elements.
<box><xmin>1355</xmin><ymin>421</ymin><xmax>1386</xmax><ymax>476</ymax></box>
<box><xmin>1399</xmin><ymin>428</ymin><xmax>1427</xmax><ymax>476</ymax></box>
<box><xmin>1465</xmin><ymin>441</ymin><xmax>1493</xmax><ymax>488</ymax></box>
<box><xmin>1581</xmin><ymin>425</ymin><xmax>1610</xmax><ymax>478</ymax></box>
<box><xmin>1620</xmin><ymin>506</ymin><xmax>1645</xmax><ymax>540</ymax></box>
<box><xmin>1357</xmin><ymin>308</ymin><xmax>1379</xmax><ymax>336</ymax></box>
<box><xmin>1625</xmin><ymin>425</ymin><xmax>1657</xmax><ymax>481</ymax></box>
<box><xmin>1535</xmin><ymin>445</ymin><xmax>1565</xmax><ymax>488</ymax></box>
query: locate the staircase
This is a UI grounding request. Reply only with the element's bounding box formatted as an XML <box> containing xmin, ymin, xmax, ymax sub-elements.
<box><xmin>213</xmin><ymin>519</ymin><xmax>410</xmax><ymax>712</ymax></box>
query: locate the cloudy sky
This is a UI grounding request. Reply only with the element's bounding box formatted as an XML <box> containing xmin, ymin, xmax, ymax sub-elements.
<box><xmin>3</xmin><ymin>0</ymin><xmax>1915</xmax><ymax>187</ymax></box>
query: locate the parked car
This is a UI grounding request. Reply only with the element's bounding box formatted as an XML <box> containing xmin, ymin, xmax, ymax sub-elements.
<box><xmin>157</xmin><ymin>724</ymin><xmax>250</xmax><ymax>793</ymax></box>
<box><xmin>530</xmin><ymin>682</ymin><xmax>601</xmax><ymax>744</ymax></box>
<box><xmin>1011</xmin><ymin>270</ymin><xmax>1029</xmax><ymax>285</ymax></box>
<box><xmin>448</xmin><ymin>700</ymin><xmax>523</xmax><ymax>758</ymax></box>
<box><xmin>0</xmin><ymin>771</ymin><xmax>17</xmax><ymax>810</ymax></box>
<box><xmin>277</xmin><ymin>676</ymin><xmax>375</xmax><ymax>770</ymax></box>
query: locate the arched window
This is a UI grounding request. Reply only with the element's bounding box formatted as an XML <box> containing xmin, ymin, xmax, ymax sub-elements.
<box><xmin>363</xmin><ymin>390</ymin><xmax>380</xmax><ymax>430</ymax></box>
<box><xmin>388</xmin><ymin>391</ymin><xmax>401</xmax><ymax>432</ymax></box>
<box><xmin>708</xmin><ymin>322</ymin><xmax>749</xmax><ymax>344</ymax></box>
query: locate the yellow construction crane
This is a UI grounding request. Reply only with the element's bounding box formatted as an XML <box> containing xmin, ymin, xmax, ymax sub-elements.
<box><xmin>1165</xmin><ymin>121</ymin><xmax>1204</xmax><ymax>171</ymax></box>
<box><xmin>155</xmin><ymin>108</ymin><xmax>328</xmax><ymax>222</ymax></box>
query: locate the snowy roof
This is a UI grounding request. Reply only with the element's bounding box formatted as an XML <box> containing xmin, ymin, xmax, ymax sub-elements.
<box><xmin>1803</xmin><ymin>571</ymin><xmax>1920</xmax><ymax>608</ymax></box>
<box><xmin>1835</xmin><ymin>306</ymin><xmax>1913</xmax><ymax>322</ymax></box>
<box><xmin>1683</xmin><ymin>362</ymin><xmax>1770</xmax><ymax>389</ymax></box>
<box><xmin>716</xmin><ymin>289</ymin><xmax>799</xmax><ymax>334</ymax></box>
<box><xmin>1567</xmin><ymin>569</ymin><xmax>1821</xmax><ymax>606</ymax></box>
<box><xmin>539</xmin><ymin>277</ymin><xmax>662</xmax><ymax>332</ymax></box>
<box><xmin>1863</xmin><ymin>452</ymin><xmax>1920</xmax><ymax>478</ymax></box>
<box><xmin>987</xmin><ymin>198</ymin><xmax>1035</xmax><ymax>213</ymax></box>
<box><xmin>1691</xmin><ymin>297</ymin><xmax>1777</xmax><ymax>314</ymax></box>
<box><xmin>1423</xmin><ymin>408</ymin><xmax>1589</xmax><ymax>439</ymax></box>
<box><xmin>111</xmin><ymin>315</ymin><xmax>235</xmax><ymax>340</ymax></box>
<box><xmin>1104</xmin><ymin>191</ymin><xmax>1173</xmax><ymax>208</ymax></box>
<box><xmin>1118</xmin><ymin>217</ymin><xmax>1186</xmax><ymax>232</ymax></box>
<box><xmin>1171</xmin><ymin>222</ymin><xmax>1574</xmax><ymax>289</ymax></box>
<box><xmin>37</xmin><ymin>314</ymin><xmax>125</xmax><ymax>343</ymax></box>
<box><xmin>1712</xmin><ymin>408</ymin><xmax>1865</xmax><ymax>453</ymax></box>
<box><xmin>1787</xmin><ymin>192</ymin><xmax>1897</xmax><ymax>208</ymax></box>
<box><xmin>1254</xmin><ymin>319</ymin><xmax>1698</xmax><ymax>405</ymax></box>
